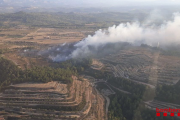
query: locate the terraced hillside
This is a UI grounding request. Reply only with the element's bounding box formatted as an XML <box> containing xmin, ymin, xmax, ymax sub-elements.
<box><xmin>101</xmin><ymin>47</ymin><xmax>180</xmax><ymax>86</ymax></box>
<box><xmin>0</xmin><ymin>76</ymin><xmax>106</xmax><ymax>120</ymax></box>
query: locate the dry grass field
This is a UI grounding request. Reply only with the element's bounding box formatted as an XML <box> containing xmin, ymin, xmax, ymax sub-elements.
<box><xmin>0</xmin><ymin>27</ymin><xmax>93</xmax><ymax>45</ymax></box>
<box><xmin>0</xmin><ymin>26</ymin><xmax>94</xmax><ymax>69</ymax></box>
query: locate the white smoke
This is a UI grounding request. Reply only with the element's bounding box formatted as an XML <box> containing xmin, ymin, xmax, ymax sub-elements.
<box><xmin>69</xmin><ymin>13</ymin><xmax>180</xmax><ymax>58</ymax></box>
<box><xmin>42</xmin><ymin>13</ymin><xmax>180</xmax><ymax>61</ymax></box>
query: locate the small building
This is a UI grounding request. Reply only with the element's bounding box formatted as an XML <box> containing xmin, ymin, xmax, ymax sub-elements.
<box><xmin>44</xmin><ymin>36</ymin><xmax>51</xmax><ymax>39</ymax></box>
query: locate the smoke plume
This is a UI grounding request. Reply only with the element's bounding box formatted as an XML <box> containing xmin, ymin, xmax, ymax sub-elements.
<box><xmin>41</xmin><ymin>13</ymin><xmax>180</xmax><ymax>62</ymax></box>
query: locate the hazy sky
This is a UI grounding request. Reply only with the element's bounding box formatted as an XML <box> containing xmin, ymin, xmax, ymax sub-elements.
<box><xmin>1</xmin><ymin>0</ymin><xmax>180</xmax><ymax>7</ymax></box>
<box><xmin>54</xmin><ymin>0</ymin><xmax>180</xmax><ymax>7</ymax></box>
<box><xmin>81</xmin><ymin>0</ymin><xmax>180</xmax><ymax>6</ymax></box>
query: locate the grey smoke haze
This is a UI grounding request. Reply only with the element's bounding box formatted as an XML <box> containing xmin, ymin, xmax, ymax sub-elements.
<box><xmin>40</xmin><ymin>13</ymin><xmax>180</xmax><ymax>62</ymax></box>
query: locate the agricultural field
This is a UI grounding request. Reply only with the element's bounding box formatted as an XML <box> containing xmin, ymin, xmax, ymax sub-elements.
<box><xmin>0</xmin><ymin>11</ymin><xmax>180</xmax><ymax>120</ymax></box>
<box><xmin>101</xmin><ymin>47</ymin><xmax>180</xmax><ymax>86</ymax></box>
<box><xmin>0</xmin><ymin>25</ymin><xmax>95</xmax><ymax>69</ymax></box>
<box><xmin>0</xmin><ymin>26</ymin><xmax>93</xmax><ymax>45</ymax></box>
